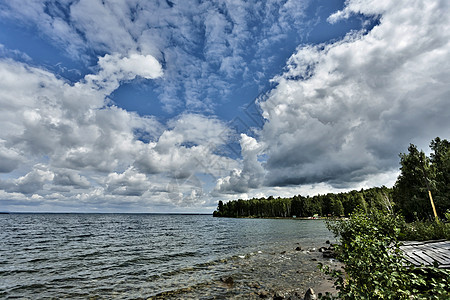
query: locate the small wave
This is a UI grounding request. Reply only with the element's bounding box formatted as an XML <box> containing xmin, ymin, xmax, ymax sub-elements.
<box><xmin>148</xmin><ymin>279</ymin><xmax>214</xmax><ymax>299</ymax></box>
<box><xmin>154</xmin><ymin>250</ymin><xmax>198</xmax><ymax>263</ymax></box>
<box><xmin>10</xmin><ymin>283</ymin><xmax>47</xmax><ymax>293</ymax></box>
<box><xmin>71</xmin><ymin>233</ymin><xmax>94</xmax><ymax>240</ymax></box>
<box><xmin>34</xmin><ymin>238</ymin><xmax>53</xmax><ymax>244</ymax></box>
<box><xmin>154</xmin><ymin>256</ymin><xmax>231</xmax><ymax>280</ymax></box>
<box><xmin>0</xmin><ymin>268</ymin><xmax>40</xmax><ymax>276</ymax></box>
<box><xmin>75</xmin><ymin>250</ymin><xmax>102</xmax><ymax>259</ymax></box>
<box><xmin>26</xmin><ymin>257</ymin><xmax>49</xmax><ymax>264</ymax></box>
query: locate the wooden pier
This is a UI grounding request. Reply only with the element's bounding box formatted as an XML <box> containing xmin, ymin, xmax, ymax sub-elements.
<box><xmin>400</xmin><ymin>240</ymin><xmax>450</xmax><ymax>269</ymax></box>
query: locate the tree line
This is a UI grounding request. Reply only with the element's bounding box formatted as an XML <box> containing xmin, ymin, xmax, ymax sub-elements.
<box><xmin>213</xmin><ymin>186</ymin><xmax>393</xmax><ymax>218</ymax></box>
<box><xmin>214</xmin><ymin>137</ymin><xmax>450</xmax><ymax>221</ymax></box>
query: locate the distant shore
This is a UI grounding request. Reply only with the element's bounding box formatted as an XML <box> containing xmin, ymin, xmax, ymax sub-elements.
<box><xmin>214</xmin><ymin>215</ymin><xmax>339</xmax><ymax>220</ymax></box>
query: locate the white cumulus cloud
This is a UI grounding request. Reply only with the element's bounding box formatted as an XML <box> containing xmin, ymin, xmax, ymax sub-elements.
<box><xmin>84</xmin><ymin>53</ymin><xmax>163</xmax><ymax>93</ymax></box>
<box><xmin>256</xmin><ymin>0</ymin><xmax>450</xmax><ymax>188</ymax></box>
<box><xmin>214</xmin><ymin>134</ymin><xmax>265</xmax><ymax>194</ymax></box>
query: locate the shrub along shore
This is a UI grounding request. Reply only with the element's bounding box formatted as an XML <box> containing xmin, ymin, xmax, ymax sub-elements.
<box><xmin>320</xmin><ymin>209</ymin><xmax>450</xmax><ymax>299</ymax></box>
<box><xmin>213</xmin><ymin>137</ymin><xmax>450</xmax><ymax>298</ymax></box>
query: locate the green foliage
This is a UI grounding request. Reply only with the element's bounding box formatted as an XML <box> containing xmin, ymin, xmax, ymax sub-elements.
<box><xmin>331</xmin><ymin>198</ymin><xmax>344</xmax><ymax>217</ymax></box>
<box><xmin>394</xmin><ymin>138</ymin><xmax>450</xmax><ymax>221</ymax></box>
<box><xmin>394</xmin><ymin>144</ymin><xmax>432</xmax><ymax>221</ymax></box>
<box><xmin>430</xmin><ymin>138</ymin><xmax>450</xmax><ymax>219</ymax></box>
<box><xmin>213</xmin><ymin>187</ymin><xmax>393</xmax><ymax>218</ymax></box>
<box><xmin>399</xmin><ymin>220</ymin><xmax>450</xmax><ymax>241</ymax></box>
<box><xmin>320</xmin><ymin>209</ymin><xmax>450</xmax><ymax>299</ymax></box>
<box><xmin>445</xmin><ymin>209</ymin><xmax>450</xmax><ymax>222</ymax></box>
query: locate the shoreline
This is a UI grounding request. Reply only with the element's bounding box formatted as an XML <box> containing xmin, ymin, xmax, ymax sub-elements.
<box><xmin>150</xmin><ymin>240</ymin><xmax>341</xmax><ymax>299</ymax></box>
<box><xmin>214</xmin><ymin>216</ymin><xmax>347</xmax><ymax>221</ymax></box>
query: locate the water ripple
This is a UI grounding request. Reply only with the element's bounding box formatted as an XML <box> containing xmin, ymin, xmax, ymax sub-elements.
<box><xmin>0</xmin><ymin>214</ymin><xmax>334</xmax><ymax>299</ymax></box>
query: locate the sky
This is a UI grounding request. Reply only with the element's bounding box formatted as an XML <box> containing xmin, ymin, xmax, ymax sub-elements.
<box><xmin>0</xmin><ymin>0</ymin><xmax>449</xmax><ymax>213</ymax></box>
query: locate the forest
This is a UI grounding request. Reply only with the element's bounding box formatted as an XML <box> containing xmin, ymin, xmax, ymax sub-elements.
<box><xmin>213</xmin><ymin>137</ymin><xmax>450</xmax><ymax>221</ymax></box>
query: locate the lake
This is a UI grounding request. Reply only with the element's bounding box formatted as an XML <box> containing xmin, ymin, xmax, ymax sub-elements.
<box><xmin>0</xmin><ymin>214</ymin><xmax>335</xmax><ymax>299</ymax></box>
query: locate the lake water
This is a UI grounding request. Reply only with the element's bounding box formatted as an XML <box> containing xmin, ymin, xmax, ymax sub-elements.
<box><xmin>0</xmin><ymin>214</ymin><xmax>335</xmax><ymax>299</ymax></box>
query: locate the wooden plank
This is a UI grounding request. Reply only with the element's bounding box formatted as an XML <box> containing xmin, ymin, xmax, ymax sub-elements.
<box><xmin>425</xmin><ymin>241</ymin><xmax>450</xmax><ymax>247</ymax></box>
<box><xmin>427</xmin><ymin>251</ymin><xmax>450</xmax><ymax>260</ymax></box>
<box><xmin>399</xmin><ymin>240</ymin><xmax>450</xmax><ymax>268</ymax></box>
<box><xmin>401</xmin><ymin>240</ymin><xmax>448</xmax><ymax>247</ymax></box>
<box><xmin>401</xmin><ymin>241</ymin><xmax>423</xmax><ymax>246</ymax></box>
<box><xmin>404</xmin><ymin>256</ymin><xmax>426</xmax><ymax>266</ymax></box>
<box><xmin>401</xmin><ymin>246</ymin><xmax>420</xmax><ymax>255</ymax></box>
<box><xmin>428</xmin><ymin>244</ymin><xmax>450</xmax><ymax>250</ymax></box>
<box><xmin>412</xmin><ymin>251</ymin><xmax>435</xmax><ymax>265</ymax></box>
<box><xmin>429</xmin><ymin>246</ymin><xmax>450</xmax><ymax>251</ymax></box>
<box><xmin>406</xmin><ymin>254</ymin><xmax>429</xmax><ymax>266</ymax></box>
<box><xmin>427</xmin><ymin>253</ymin><xmax>450</xmax><ymax>264</ymax></box>
<box><xmin>429</xmin><ymin>246</ymin><xmax>450</xmax><ymax>253</ymax></box>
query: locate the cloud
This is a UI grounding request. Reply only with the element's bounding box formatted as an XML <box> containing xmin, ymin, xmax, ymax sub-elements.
<box><xmin>135</xmin><ymin>113</ymin><xmax>237</xmax><ymax>179</ymax></box>
<box><xmin>104</xmin><ymin>167</ymin><xmax>150</xmax><ymax>196</ymax></box>
<box><xmin>214</xmin><ymin>134</ymin><xmax>265</xmax><ymax>194</ymax></box>
<box><xmin>0</xmin><ymin>139</ymin><xmax>22</xmax><ymax>173</ymax></box>
<box><xmin>3</xmin><ymin>0</ymin><xmax>448</xmax><ymax>212</ymax></box>
<box><xmin>0</xmin><ymin>57</ymin><xmax>236</xmax><ymax>210</ymax></box>
<box><xmin>69</xmin><ymin>0</ymin><xmax>137</xmax><ymax>53</ymax></box>
<box><xmin>0</xmin><ymin>165</ymin><xmax>54</xmax><ymax>195</ymax></box>
<box><xmin>0</xmin><ymin>55</ymin><xmax>163</xmax><ymax>170</ymax></box>
<box><xmin>0</xmin><ymin>0</ymin><xmax>314</xmax><ymax>112</ymax></box>
<box><xmin>97</xmin><ymin>53</ymin><xmax>162</xmax><ymax>80</ymax></box>
<box><xmin>165</xmin><ymin>175</ymin><xmax>206</xmax><ymax>207</ymax></box>
<box><xmin>0</xmin><ymin>58</ymin><xmax>155</xmax><ymax>204</ymax></box>
<box><xmin>0</xmin><ymin>44</ymin><xmax>32</xmax><ymax>62</ymax></box>
<box><xmin>52</xmin><ymin>169</ymin><xmax>90</xmax><ymax>189</ymax></box>
<box><xmin>0</xmin><ymin>1</ymin><xmax>87</xmax><ymax>60</ymax></box>
<box><xmin>84</xmin><ymin>53</ymin><xmax>163</xmax><ymax>92</ymax></box>
<box><xmin>255</xmin><ymin>0</ymin><xmax>450</xmax><ymax>188</ymax></box>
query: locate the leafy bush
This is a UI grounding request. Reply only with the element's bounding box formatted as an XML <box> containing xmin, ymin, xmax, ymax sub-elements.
<box><xmin>399</xmin><ymin>220</ymin><xmax>450</xmax><ymax>241</ymax></box>
<box><xmin>445</xmin><ymin>209</ymin><xmax>450</xmax><ymax>221</ymax></box>
<box><xmin>320</xmin><ymin>208</ymin><xmax>450</xmax><ymax>299</ymax></box>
